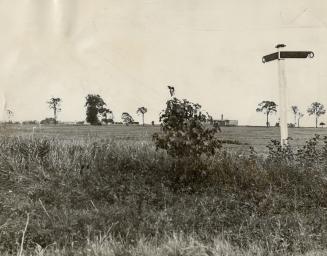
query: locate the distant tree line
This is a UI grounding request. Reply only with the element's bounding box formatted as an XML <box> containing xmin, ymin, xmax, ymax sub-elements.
<box><xmin>256</xmin><ymin>100</ymin><xmax>326</xmax><ymax>128</ymax></box>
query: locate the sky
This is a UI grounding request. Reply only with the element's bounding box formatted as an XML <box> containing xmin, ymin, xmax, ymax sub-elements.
<box><xmin>0</xmin><ymin>0</ymin><xmax>327</xmax><ymax>126</ymax></box>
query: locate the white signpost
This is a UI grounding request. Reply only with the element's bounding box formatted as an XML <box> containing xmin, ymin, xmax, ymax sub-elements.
<box><xmin>262</xmin><ymin>45</ymin><xmax>314</xmax><ymax>146</ymax></box>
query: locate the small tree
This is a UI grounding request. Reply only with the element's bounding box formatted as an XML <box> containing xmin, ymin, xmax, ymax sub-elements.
<box><xmin>297</xmin><ymin>112</ymin><xmax>304</xmax><ymax>128</ymax></box>
<box><xmin>153</xmin><ymin>97</ymin><xmax>221</xmax><ymax>159</ymax></box>
<box><xmin>291</xmin><ymin>106</ymin><xmax>299</xmax><ymax>126</ymax></box>
<box><xmin>256</xmin><ymin>101</ymin><xmax>277</xmax><ymax>127</ymax></box>
<box><xmin>47</xmin><ymin>97</ymin><xmax>62</xmax><ymax>123</ymax></box>
<box><xmin>320</xmin><ymin>122</ymin><xmax>325</xmax><ymax>128</ymax></box>
<box><xmin>6</xmin><ymin>109</ymin><xmax>13</xmax><ymax>123</ymax></box>
<box><xmin>307</xmin><ymin>102</ymin><xmax>326</xmax><ymax>128</ymax></box>
<box><xmin>136</xmin><ymin>107</ymin><xmax>147</xmax><ymax>126</ymax></box>
<box><xmin>100</xmin><ymin>108</ymin><xmax>114</xmax><ymax>124</ymax></box>
<box><xmin>121</xmin><ymin>112</ymin><xmax>134</xmax><ymax>125</ymax></box>
<box><xmin>85</xmin><ymin>94</ymin><xmax>107</xmax><ymax>125</ymax></box>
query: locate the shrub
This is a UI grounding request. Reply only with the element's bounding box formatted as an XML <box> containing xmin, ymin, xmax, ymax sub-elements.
<box><xmin>40</xmin><ymin>117</ymin><xmax>57</xmax><ymax>124</ymax></box>
<box><xmin>22</xmin><ymin>120</ymin><xmax>38</xmax><ymax>125</ymax></box>
<box><xmin>153</xmin><ymin>97</ymin><xmax>221</xmax><ymax>158</ymax></box>
<box><xmin>152</xmin><ymin>97</ymin><xmax>222</xmax><ymax>188</ymax></box>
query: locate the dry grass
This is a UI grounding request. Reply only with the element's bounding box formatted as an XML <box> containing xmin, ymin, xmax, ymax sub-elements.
<box><xmin>2</xmin><ymin>235</ymin><xmax>327</xmax><ymax>256</ymax></box>
<box><xmin>1</xmin><ymin>135</ymin><xmax>327</xmax><ymax>255</ymax></box>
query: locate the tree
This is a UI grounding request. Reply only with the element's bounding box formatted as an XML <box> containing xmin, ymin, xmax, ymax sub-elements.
<box><xmin>85</xmin><ymin>94</ymin><xmax>107</xmax><ymax>125</ymax></box>
<box><xmin>256</xmin><ymin>101</ymin><xmax>277</xmax><ymax>127</ymax></box>
<box><xmin>153</xmin><ymin>97</ymin><xmax>221</xmax><ymax>158</ymax></box>
<box><xmin>291</xmin><ymin>106</ymin><xmax>299</xmax><ymax>126</ymax></box>
<box><xmin>47</xmin><ymin>97</ymin><xmax>62</xmax><ymax>123</ymax></box>
<box><xmin>307</xmin><ymin>102</ymin><xmax>326</xmax><ymax>128</ymax></box>
<box><xmin>136</xmin><ymin>107</ymin><xmax>147</xmax><ymax>126</ymax></box>
<box><xmin>6</xmin><ymin>109</ymin><xmax>13</xmax><ymax>123</ymax></box>
<box><xmin>320</xmin><ymin>122</ymin><xmax>326</xmax><ymax>128</ymax></box>
<box><xmin>297</xmin><ymin>112</ymin><xmax>304</xmax><ymax>128</ymax></box>
<box><xmin>121</xmin><ymin>112</ymin><xmax>134</xmax><ymax>125</ymax></box>
<box><xmin>100</xmin><ymin>107</ymin><xmax>114</xmax><ymax>124</ymax></box>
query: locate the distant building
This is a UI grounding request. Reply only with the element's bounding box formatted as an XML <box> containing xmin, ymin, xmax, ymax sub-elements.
<box><xmin>214</xmin><ymin>114</ymin><xmax>238</xmax><ymax>127</ymax></box>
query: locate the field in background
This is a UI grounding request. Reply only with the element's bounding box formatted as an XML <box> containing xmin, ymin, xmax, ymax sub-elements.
<box><xmin>1</xmin><ymin>124</ymin><xmax>327</xmax><ymax>153</ymax></box>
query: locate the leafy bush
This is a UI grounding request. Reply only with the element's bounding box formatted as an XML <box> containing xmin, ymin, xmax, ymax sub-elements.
<box><xmin>153</xmin><ymin>97</ymin><xmax>221</xmax><ymax>159</ymax></box>
<box><xmin>40</xmin><ymin>117</ymin><xmax>57</xmax><ymax>125</ymax></box>
<box><xmin>152</xmin><ymin>97</ymin><xmax>222</xmax><ymax>188</ymax></box>
<box><xmin>266</xmin><ymin>134</ymin><xmax>327</xmax><ymax>171</ymax></box>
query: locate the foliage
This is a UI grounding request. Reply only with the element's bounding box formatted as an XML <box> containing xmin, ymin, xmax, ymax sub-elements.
<box><xmin>153</xmin><ymin>97</ymin><xmax>221</xmax><ymax>159</ymax></box>
<box><xmin>47</xmin><ymin>97</ymin><xmax>62</xmax><ymax>122</ymax></box>
<box><xmin>100</xmin><ymin>108</ymin><xmax>114</xmax><ymax>124</ymax></box>
<box><xmin>307</xmin><ymin>102</ymin><xmax>326</xmax><ymax>128</ymax></box>
<box><xmin>85</xmin><ymin>94</ymin><xmax>108</xmax><ymax>125</ymax></box>
<box><xmin>22</xmin><ymin>120</ymin><xmax>38</xmax><ymax>125</ymax></box>
<box><xmin>291</xmin><ymin>105</ymin><xmax>299</xmax><ymax>126</ymax></box>
<box><xmin>121</xmin><ymin>112</ymin><xmax>134</xmax><ymax>125</ymax></box>
<box><xmin>256</xmin><ymin>101</ymin><xmax>277</xmax><ymax>127</ymax></box>
<box><xmin>266</xmin><ymin>134</ymin><xmax>327</xmax><ymax>171</ymax></box>
<box><xmin>136</xmin><ymin>107</ymin><xmax>147</xmax><ymax>126</ymax></box>
<box><xmin>40</xmin><ymin>117</ymin><xmax>57</xmax><ymax>125</ymax></box>
<box><xmin>6</xmin><ymin>109</ymin><xmax>14</xmax><ymax>123</ymax></box>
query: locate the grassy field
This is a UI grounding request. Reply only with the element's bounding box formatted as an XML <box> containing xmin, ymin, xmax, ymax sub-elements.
<box><xmin>1</xmin><ymin>124</ymin><xmax>327</xmax><ymax>153</ymax></box>
<box><xmin>1</xmin><ymin>124</ymin><xmax>327</xmax><ymax>255</ymax></box>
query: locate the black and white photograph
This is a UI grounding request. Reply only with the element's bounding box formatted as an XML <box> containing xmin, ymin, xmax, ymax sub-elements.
<box><xmin>1</xmin><ymin>0</ymin><xmax>327</xmax><ymax>255</ymax></box>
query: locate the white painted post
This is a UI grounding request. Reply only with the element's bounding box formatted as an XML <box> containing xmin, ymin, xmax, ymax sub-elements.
<box><xmin>277</xmin><ymin>45</ymin><xmax>288</xmax><ymax>146</ymax></box>
<box><xmin>278</xmin><ymin>58</ymin><xmax>288</xmax><ymax>146</ymax></box>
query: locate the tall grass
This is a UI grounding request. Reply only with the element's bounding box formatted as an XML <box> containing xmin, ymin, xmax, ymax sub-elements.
<box><xmin>1</xmin><ymin>136</ymin><xmax>327</xmax><ymax>255</ymax></box>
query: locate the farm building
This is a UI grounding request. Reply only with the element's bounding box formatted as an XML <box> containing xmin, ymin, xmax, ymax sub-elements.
<box><xmin>214</xmin><ymin>115</ymin><xmax>238</xmax><ymax>127</ymax></box>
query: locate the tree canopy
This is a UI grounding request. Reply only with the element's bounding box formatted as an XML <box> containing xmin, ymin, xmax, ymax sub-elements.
<box><xmin>137</xmin><ymin>107</ymin><xmax>147</xmax><ymax>126</ymax></box>
<box><xmin>85</xmin><ymin>94</ymin><xmax>108</xmax><ymax>125</ymax></box>
<box><xmin>307</xmin><ymin>102</ymin><xmax>326</xmax><ymax>128</ymax></box>
<box><xmin>47</xmin><ymin>97</ymin><xmax>62</xmax><ymax>123</ymax></box>
<box><xmin>256</xmin><ymin>101</ymin><xmax>277</xmax><ymax>127</ymax></box>
<box><xmin>121</xmin><ymin>112</ymin><xmax>134</xmax><ymax>125</ymax></box>
<box><xmin>153</xmin><ymin>97</ymin><xmax>221</xmax><ymax>158</ymax></box>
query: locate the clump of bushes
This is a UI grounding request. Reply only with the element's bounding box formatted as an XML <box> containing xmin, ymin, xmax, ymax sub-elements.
<box><xmin>266</xmin><ymin>134</ymin><xmax>327</xmax><ymax>171</ymax></box>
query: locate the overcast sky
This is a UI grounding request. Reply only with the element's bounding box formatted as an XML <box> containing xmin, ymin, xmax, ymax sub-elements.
<box><xmin>0</xmin><ymin>0</ymin><xmax>327</xmax><ymax>126</ymax></box>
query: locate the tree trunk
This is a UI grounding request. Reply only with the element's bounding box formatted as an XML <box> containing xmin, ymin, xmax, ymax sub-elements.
<box><xmin>316</xmin><ymin>116</ymin><xmax>318</xmax><ymax>128</ymax></box>
<box><xmin>54</xmin><ymin>108</ymin><xmax>57</xmax><ymax>124</ymax></box>
<box><xmin>266</xmin><ymin>113</ymin><xmax>269</xmax><ymax>128</ymax></box>
<box><xmin>298</xmin><ymin>118</ymin><xmax>300</xmax><ymax>128</ymax></box>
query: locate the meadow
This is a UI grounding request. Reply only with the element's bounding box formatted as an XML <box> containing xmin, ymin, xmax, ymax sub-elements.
<box><xmin>2</xmin><ymin>124</ymin><xmax>327</xmax><ymax>153</ymax></box>
<box><xmin>1</xmin><ymin>124</ymin><xmax>327</xmax><ymax>255</ymax></box>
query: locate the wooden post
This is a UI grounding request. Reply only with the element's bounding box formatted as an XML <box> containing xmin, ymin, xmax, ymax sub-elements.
<box><xmin>277</xmin><ymin>46</ymin><xmax>288</xmax><ymax>146</ymax></box>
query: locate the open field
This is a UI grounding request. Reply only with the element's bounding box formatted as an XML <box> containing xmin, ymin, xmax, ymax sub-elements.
<box><xmin>1</xmin><ymin>124</ymin><xmax>327</xmax><ymax>153</ymax></box>
<box><xmin>2</xmin><ymin>125</ymin><xmax>327</xmax><ymax>255</ymax></box>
